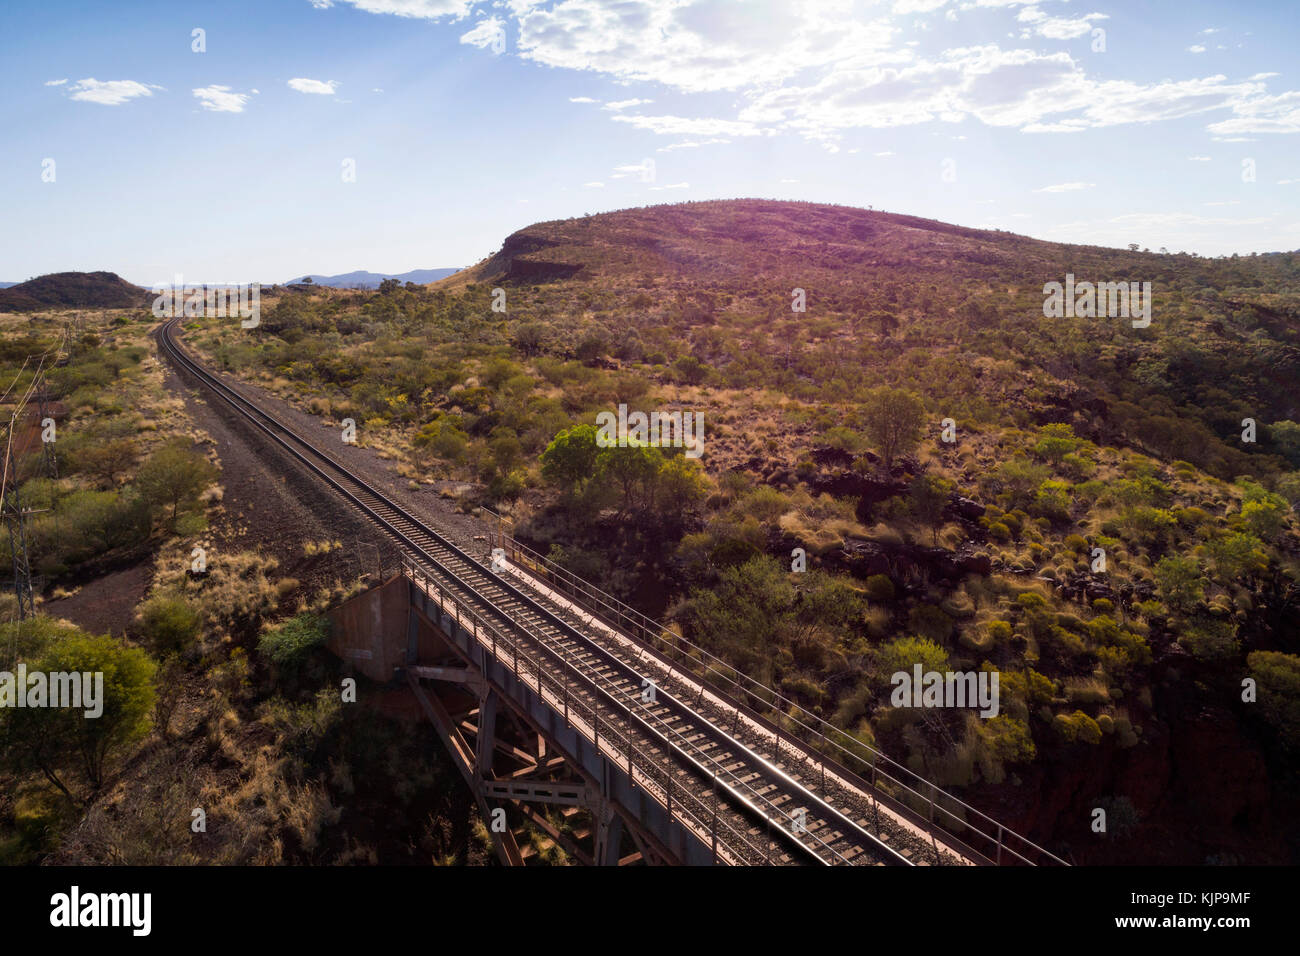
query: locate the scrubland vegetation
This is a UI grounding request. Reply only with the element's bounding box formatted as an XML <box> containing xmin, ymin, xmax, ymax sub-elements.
<box><xmin>176</xmin><ymin>200</ymin><xmax>1299</xmax><ymax>860</ymax></box>
<box><xmin>4</xmin><ymin>199</ymin><xmax>1298</xmax><ymax>862</ymax></box>
<box><xmin>0</xmin><ymin>310</ymin><xmax>490</xmax><ymax>865</ymax></box>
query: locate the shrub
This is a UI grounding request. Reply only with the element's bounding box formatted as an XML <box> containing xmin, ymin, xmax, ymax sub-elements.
<box><xmin>864</xmin><ymin>574</ymin><xmax>895</xmax><ymax>603</ymax></box>
<box><xmin>909</xmin><ymin>604</ymin><xmax>952</xmax><ymax>642</ymax></box>
<box><xmin>1246</xmin><ymin>651</ymin><xmax>1300</xmax><ymax>753</ymax></box>
<box><xmin>136</xmin><ymin>594</ymin><xmax>201</xmax><ymax>655</ymax></box>
<box><xmin>1016</xmin><ymin>592</ymin><xmax>1047</xmax><ymax>611</ymax></box>
<box><xmin>1154</xmin><ymin>555</ymin><xmax>1204</xmax><ymax>613</ymax></box>
<box><xmin>258</xmin><ymin>614</ymin><xmax>332</xmax><ymax>668</ymax></box>
<box><xmin>1053</xmin><ymin>710</ymin><xmax>1103</xmax><ymax>745</ymax></box>
<box><xmin>1</xmin><ymin>628</ymin><xmax>156</xmax><ymax>793</ymax></box>
<box><xmin>981</xmin><ymin>715</ymin><xmax>1036</xmax><ymax>764</ymax></box>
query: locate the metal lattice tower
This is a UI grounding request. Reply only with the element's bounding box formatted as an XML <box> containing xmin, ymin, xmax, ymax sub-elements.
<box><xmin>35</xmin><ymin>385</ymin><xmax>57</xmax><ymax>480</ymax></box>
<box><xmin>2</xmin><ymin>437</ymin><xmax>35</xmax><ymax>620</ymax></box>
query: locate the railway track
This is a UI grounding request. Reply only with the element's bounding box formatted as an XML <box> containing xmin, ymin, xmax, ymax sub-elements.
<box><xmin>158</xmin><ymin>317</ymin><xmax>916</xmax><ymax>866</ymax></box>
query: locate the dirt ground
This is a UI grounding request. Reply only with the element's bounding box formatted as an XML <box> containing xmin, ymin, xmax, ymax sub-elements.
<box><xmin>45</xmin><ymin>326</ymin><xmax>500</xmax><ymax>637</ymax></box>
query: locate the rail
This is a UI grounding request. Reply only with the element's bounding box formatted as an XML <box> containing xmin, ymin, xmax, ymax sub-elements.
<box><xmin>483</xmin><ymin>509</ymin><xmax>1068</xmax><ymax>867</ymax></box>
<box><xmin>158</xmin><ymin>317</ymin><xmax>905</xmax><ymax>866</ymax></box>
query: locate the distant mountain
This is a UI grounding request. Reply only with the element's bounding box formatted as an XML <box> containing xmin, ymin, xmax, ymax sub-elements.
<box><xmin>0</xmin><ymin>282</ymin><xmax>18</xmax><ymax>289</ymax></box>
<box><xmin>0</xmin><ymin>271</ymin><xmax>148</xmax><ymax>312</ymax></box>
<box><xmin>283</xmin><ymin>268</ymin><xmax>462</xmax><ymax>288</ymax></box>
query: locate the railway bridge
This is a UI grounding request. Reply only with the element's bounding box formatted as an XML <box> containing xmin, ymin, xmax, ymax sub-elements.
<box><xmin>158</xmin><ymin>317</ymin><xmax>1067</xmax><ymax>867</ymax></box>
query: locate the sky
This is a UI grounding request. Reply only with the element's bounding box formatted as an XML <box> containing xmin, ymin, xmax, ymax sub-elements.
<box><xmin>2</xmin><ymin>0</ymin><xmax>1299</xmax><ymax>285</ymax></box>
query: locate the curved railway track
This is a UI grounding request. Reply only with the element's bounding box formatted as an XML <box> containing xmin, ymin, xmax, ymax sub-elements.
<box><xmin>158</xmin><ymin>317</ymin><xmax>917</xmax><ymax>866</ymax></box>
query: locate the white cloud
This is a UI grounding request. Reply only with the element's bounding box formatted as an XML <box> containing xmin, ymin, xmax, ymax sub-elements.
<box><xmin>1206</xmin><ymin>90</ymin><xmax>1300</xmax><ymax>135</ymax></box>
<box><xmin>649</xmin><ymin>182</ymin><xmax>689</xmax><ymax>190</ymax></box>
<box><xmin>1036</xmin><ymin>181</ymin><xmax>1095</xmax><ymax>192</ymax></box>
<box><xmin>1017</xmin><ymin>7</ymin><xmax>1109</xmax><ymax>41</ymax></box>
<box><xmin>611</xmin><ymin>113</ymin><xmax>768</xmax><ymax>137</ymax></box>
<box><xmin>583</xmin><ymin>181</ymin><xmax>604</xmax><ymax>187</ymax></box>
<box><xmin>66</xmin><ymin>78</ymin><xmax>156</xmax><ymax>106</ymax></box>
<box><xmin>288</xmin><ymin>77</ymin><xmax>338</xmax><ymax>95</ymax></box>
<box><xmin>320</xmin><ymin>0</ymin><xmax>1300</xmax><ymax>151</ymax></box>
<box><xmin>894</xmin><ymin>0</ymin><xmax>949</xmax><ymax>13</ymax></box>
<box><xmin>603</xmin><ymin>98</ymin><xmax>652</xmax><ymax>111</ymax></box>
<box><xmin>874</xmin><ymin>150</ymin><xmax>895</xmax><ymax>156</ymax></box>
<box><xmin>569</xmin><ymin>96</ymin><xmax>597</xmax><ymax>103</ymax></box>
<box><xmin>656</xmin><ymin>138</ymin><xmax>730</xmax><ymax>151</ymax></box>
<box><xmin>460</xmin><ymin>16</ymin><xmax>505</xmax><ymax>49</ymax></box>
<box><xmin>193</xmin><ymin>85</ymin><xmax>252</xmax><ymax>113</ymax></box>
<box><xmin>44</xmin><ymin>78</ymin><xmax>67</xmax><ymax>86</ymax></box>
<box><xmin>1188</xmin><ymin>155</ymin><xmax>1211</xmax><ymax>161</ymax></box>
<box><xmin>308</xmin><ymin>0</ymin><xmax>474</xmax><ymax>19</ymax></box>
<box><xmin>512</xmin><ymin>0</ymin><xmax>900</xmax><ymax>95</ymax></box>
<box><xmin>1187</xmin><ymin>45</ymin><xmax>1206</xmax><ymax>54</ymax></box>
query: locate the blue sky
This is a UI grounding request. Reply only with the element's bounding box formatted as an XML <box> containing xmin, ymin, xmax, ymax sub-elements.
<box><xmin>3</xmin><ymin>0</ymin><xmax>1298</xmax><ymax>285</ymax></box>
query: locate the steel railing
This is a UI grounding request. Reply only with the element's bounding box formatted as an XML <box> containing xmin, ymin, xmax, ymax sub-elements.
<box><xmin>402</xmin><ymin>554</ymin><xmax>865</xmax><ymax>865</ymax></box>
<box><xmin>480</xmin><ymin>511</ymin><xmax>1067</xmax><ymax>867</ymax></box>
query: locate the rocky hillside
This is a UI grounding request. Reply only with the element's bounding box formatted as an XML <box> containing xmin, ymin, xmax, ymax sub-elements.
<box><xmin>0</xmin><ymin>271</ymin><xmax>147</xmax><ymax>312</ymax></box>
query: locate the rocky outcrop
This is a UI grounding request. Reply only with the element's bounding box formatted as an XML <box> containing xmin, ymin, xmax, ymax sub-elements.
<box><xmin>831</xmin><ymin>538</ymin><xmax>990</xmax><ymax>585</ymax></box>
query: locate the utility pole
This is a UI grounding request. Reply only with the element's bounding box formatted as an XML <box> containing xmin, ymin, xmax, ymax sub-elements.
<box><xmin>35</xmin><ymin>384</ymin><xmax>57</xmax><ymax>480</ymax></box>
<box><xmin>2</xmin><ymin>438</ymin><xmax>35</xmax><ymax>620</ymax></box>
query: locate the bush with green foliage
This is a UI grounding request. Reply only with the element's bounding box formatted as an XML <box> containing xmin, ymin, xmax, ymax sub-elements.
<box><xmin>1</xmin><ymin>625</ymin><xmax>156</xmax><ymax>796</ymax></box>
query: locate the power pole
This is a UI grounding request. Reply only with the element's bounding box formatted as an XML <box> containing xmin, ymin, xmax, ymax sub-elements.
<box><xmin>2</xmin><ymin>439</ymin><xmax>35</xmax><ymax>620</ymax></box>
<box><xmin>35</xmin><ymin>384</ymin><xmax>57</xmax><ymax>480</ymax></box>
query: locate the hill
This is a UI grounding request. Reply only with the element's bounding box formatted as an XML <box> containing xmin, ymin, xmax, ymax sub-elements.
<box><xmin>285</xmin><ymin>268</ymin><xmax>461</xmax><ymax>288</ymax></box>
<box><xmin>448</xmin><ymin>198</ymin><xmax>1300</xmax><ymax>481</ymax></box>
<box><xmin>0</xmin><ymin>271</ymin><xmax>147</xmax><ymax>312</ymax></box>
<box><xmin>185</xmin><ymin>198</ymin><xmax>1300</xmax><ymax>863</ymax></box>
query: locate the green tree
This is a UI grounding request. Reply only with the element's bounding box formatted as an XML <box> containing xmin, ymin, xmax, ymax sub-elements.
<box><xmin>540</xmin><ymin>424</ymin><xmax>601</xmax><ymax>497</ymax></box>
<box><xmin>135</xmin><ymin>439</ymin><xmax>217</xmax><ymax>529</ymax></box>
<box><xmin>1154</xmin><ymin>555</ymin><xmax>1204</xmax><ymax>614</ymax></box>
<box><xmin>680</xmin><ymin>556</ymin><xmax>795</xmax><ymax>679</ymax></box>
<box><xmin>2</xmin><ymin>629</ymin><xmax>156</xmax><ymax>798</ymax></box>
<box><xmin>595</xmin><ymin>442</ymin><xmax>664</xmax><ymax>515</ymax></box>
<box><xmin>652</xmin><ymin>454</ymin><xmax>710</xmax><ymax>520</ymax></box>
<box><xmin>1247</xmin><ymin>651</ymin><xmax>1300</xmax><ymax>752</ymax></box>
<box><xmin>909</xmin><ymin>474</ymin><xmax>953</xmax><ymax>544</ymax></box>
<box><xmin>862</xmin><ymin>386</ymin><xmax>925</xmax><ymax>475</ymax></box>
<box><xmin>1268</xmin><ymin>420</ymin><xmax>1300</xmax><ymax>467</ymax></box>
<box><xmin>672</xmin><ymin>355</ymin><xmax>709</xmax><ymax>386</ymax></box>
<box><xmin>1202</xmin><ymin>532</ymin><xmax>1266</xmax><ymax>581</ymax></box>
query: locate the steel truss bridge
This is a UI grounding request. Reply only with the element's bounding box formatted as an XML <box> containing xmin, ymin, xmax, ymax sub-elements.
<box><xmin>159</xmin><ymin>316</ymin><xmax>1067</xmax><ymax>867</ymax></box>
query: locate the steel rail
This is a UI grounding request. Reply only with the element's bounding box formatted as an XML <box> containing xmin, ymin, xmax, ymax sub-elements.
<box><xmin>489</xmin><ymin>521</ymin><xmax>1068</xmax><ymax>867</ymax></box>
<box><xmin>158</xmin><ymin>317</ymin><xmax>911</xmax><ymax>866</ymax></box>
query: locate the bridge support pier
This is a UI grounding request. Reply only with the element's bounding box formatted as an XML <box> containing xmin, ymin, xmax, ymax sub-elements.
<box><xmin>476</xmin><ymin>688</ymin><xmax>499</xmax><ymax>778</ymax></box>
<box><xmin>593</xmin><ymin>801</ymin><xmax>624</xmax><ymax>867</ymax></box>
